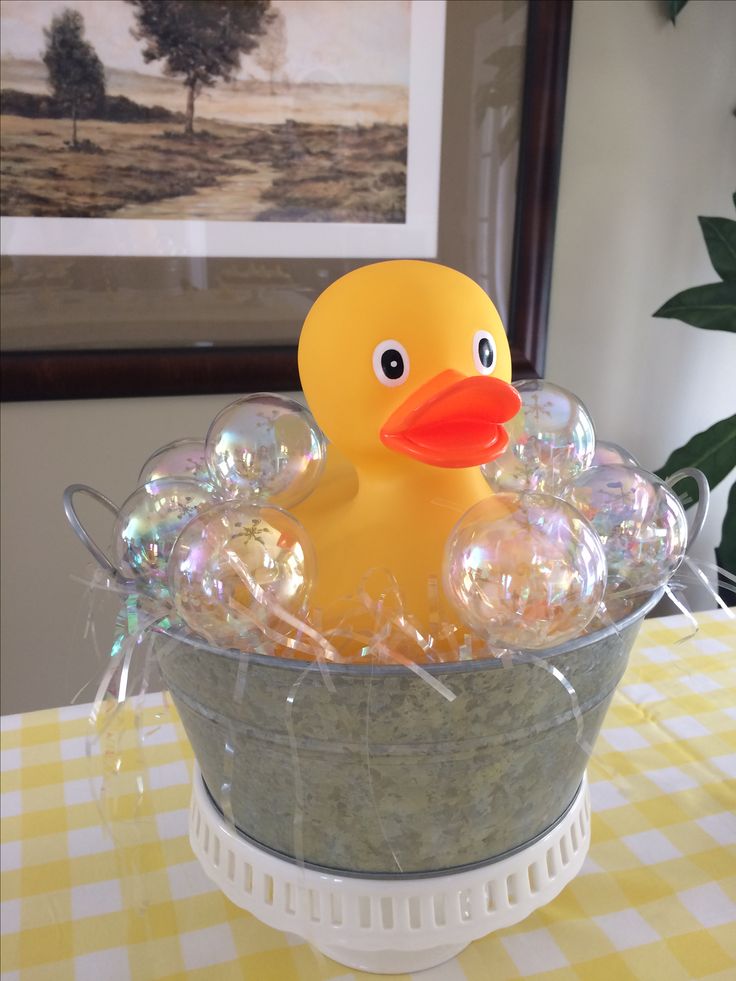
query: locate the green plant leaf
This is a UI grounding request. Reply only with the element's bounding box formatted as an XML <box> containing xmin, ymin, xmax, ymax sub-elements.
<box><xmin>653</xmin><ymin>281</ymin><xmax>736</xmax><ymax>332</ymax></box>
<box><xmin>666</xmin><ymin>0</ymin><xmax>688</xmax><ymax>23</ymax></box>
<box><xmin>699</xmin><ymin>216</ymin><xmax>736</xmax><ymax>281</ymax></box>
<box><xmin>714</xmin><ymin>481</ymin><xmax>736</xmax><ymax>605</ymax></box>
<box><xmin>655</xmin><ymin>415</ymin><xmax>736</xmax><ymax>507</ymax></box>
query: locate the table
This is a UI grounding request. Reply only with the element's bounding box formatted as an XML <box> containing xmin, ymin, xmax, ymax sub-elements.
<box><xmin>2</xmin><ymin>611</ymin><xmax>735</xmax><ymax>980</ymax></box>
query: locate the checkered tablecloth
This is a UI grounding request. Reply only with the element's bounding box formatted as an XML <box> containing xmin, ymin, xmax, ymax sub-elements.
<box><xmin>2</xmin><ymin>611</ymin><xmax>735</xmax><ymax>981</ymax></box>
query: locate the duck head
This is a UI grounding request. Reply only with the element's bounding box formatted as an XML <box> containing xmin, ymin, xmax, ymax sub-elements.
<box><xmin>298</xmin><ymin>260</ymin><xmax>521</xmax><ymax>471</ymax></box>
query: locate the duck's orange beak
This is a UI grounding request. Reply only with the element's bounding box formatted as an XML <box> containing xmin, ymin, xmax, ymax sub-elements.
<box><xmin>380</xmin><ymin>370</ymin><xmax>522</xmax><ymax>468</ymax></box>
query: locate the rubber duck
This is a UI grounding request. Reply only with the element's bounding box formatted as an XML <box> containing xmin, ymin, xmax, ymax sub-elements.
<box><xmin>293</xmin><ymin>260</ymin><xmax>521</xmax><ymax>634</ymax></box>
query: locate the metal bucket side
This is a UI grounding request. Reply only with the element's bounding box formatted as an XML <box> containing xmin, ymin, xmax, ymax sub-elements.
<box><xmin>156</xmin><ymin>593</ymin><xmax>658</xmax><ymax>874</ymax></box>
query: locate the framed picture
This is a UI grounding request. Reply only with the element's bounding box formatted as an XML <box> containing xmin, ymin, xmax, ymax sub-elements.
<box><xmin>1</xmin><ymin>0</ymin><xmax>444</xmax><ymax>260</ymax></box>
<box><xmin>1</xmin><ymin>0</ymin><xmax>572</xmax><ymax>401</ymax></box>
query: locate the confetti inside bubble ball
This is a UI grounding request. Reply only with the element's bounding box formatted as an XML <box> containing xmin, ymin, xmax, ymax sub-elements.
<box><xmin>443</xmin><ymin>493</ymin><xmax>607</xmax><ymax>650</ymax></box>
<box><xmin>591</xmin><ymin>440</ymin><xmax>639</xmax><ymax>469</ymax></box>
<box><xmin>138</xmin><ymin>438</ymin><xmax>209</xmax><ymax>485</ymax></box>
<box><xmin>205</xmin><ymin>394</ymin><xmax>327</xmax><ymax>508</ymax></box>
<box><xmin>113</xmin><ymin>478</ymin><xmax>216</xmax><ymax>593</ymax></box>
<box><xmin>169</xmin><ymin>501</ymin><xmax>316</xmax><ymax>648</ymax></box>
<box><xmin>481</xmin><ymin>380</ymin><xmax>595</xmax><ymax>494</ymax></box>
<box><xmin>562</xmin><ymin>465</ymin><xmax>688</xmax><ymax>594</ymax></box>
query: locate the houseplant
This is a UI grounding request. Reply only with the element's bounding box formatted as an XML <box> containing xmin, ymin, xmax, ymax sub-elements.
<box><xmin>653</xmin><ymin>196</ymin><xmax>736</xmax><ymax>602</ymax></box>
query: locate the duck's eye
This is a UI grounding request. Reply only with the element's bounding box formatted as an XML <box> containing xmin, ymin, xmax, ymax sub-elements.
<box><xmin>373</xmin><ymin>339</ymin><xmax>409</xmax><ymax>387</ymax></box>
<box><xmin>473</xmin><ymin>330</ymin><xmax>497</xmax><ymax>375</ymax></box>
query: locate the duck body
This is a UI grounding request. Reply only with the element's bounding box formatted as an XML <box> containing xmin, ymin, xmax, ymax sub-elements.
<box><xmin>292</xmin><ymin>260</ymin><xmax>521</xmax><ymax>635</ymax></box>
<box><xmin>295</xmin><ymin>452</ymin><xmax>495</xmax><ymax>628</ymax></box>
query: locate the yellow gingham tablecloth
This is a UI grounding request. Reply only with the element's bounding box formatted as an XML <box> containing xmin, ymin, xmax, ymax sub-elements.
<box><xmin>1</xmin><ymin>611</ymin><xmax>735</xmax><ymax>981</ymax></box>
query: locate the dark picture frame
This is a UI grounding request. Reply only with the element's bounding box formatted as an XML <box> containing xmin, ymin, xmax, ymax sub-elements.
<box><xmin>1</xmin><ymin>0</ymin><xmax>572</xmax><ymax>402</ymax></box>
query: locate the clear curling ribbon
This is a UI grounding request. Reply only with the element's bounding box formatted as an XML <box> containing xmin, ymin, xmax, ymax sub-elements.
<box><xmin>90</xmin><ymin>596</ymin><xmax>154</xmax><ymax>716</ymax></box>
<box><xmin>84</xmin><ymin>600</ymin><xmax>173</xmax><ymax>916</ymax></box>
<box><xmin>523</xmin><ymin>655</ymin><xmax>592</xmax><ymax>756</ymax></box>
<box><xmin>680</xmin><ymin>555</ymin><xmax>735</xmax><ymax>617</ymax></box>
<box><xmin>225</xmin><ymin>551</ymin><xmax>338</xmax><ymax>693</ymax></box>
<box><xmin>496</xmin><ymin>645</ymin><xmax>592</xmax><ymax>756</ymax></box>
<box><xmin>282</xmin><ymin>661</ymin><xmax>354</xmax><ymax>948</ymax></box>
<box><xmin>219</xmin><ymin>658</ymin><xmax>252</xmax><ymax>830</ymax></box>
<box><xmin>283</xmin><ymin>669</ymin><xmax>312</xmax><ymax>870</ymax></box>
<box><xmin>364</xmin><ymin>659</ymin><xmax>405</xmax><ymax>874</ymax></box>
<box><xmin>663</xmin><ymin>582</ymin><xmax>700</xmax><ymax>640</ymax></box>
<box><xmin>695</xmin><ymin>559</ymin><xmax>736</xmax><ymax>608</ymax></box>
<box><xmin>337</xmin><ymin>569</ymin><xmax>457</xmax><ymax>702</ymax></box>
<box><xmin>228</xmin><ymin>554</ymin><xmax>457</xmax><ymax>699</ymax></box>
<box><xmin>219</xmin><ymin>736</ymin><xmax>236</xmax><ymax>828</ymax></box>
<box><xmin>353</xmin><ymin>623</ymin><xmax>457</xmax><ymax>703</ymax></box>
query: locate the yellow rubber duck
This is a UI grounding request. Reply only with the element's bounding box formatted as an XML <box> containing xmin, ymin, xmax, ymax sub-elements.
<box><xmin>293</xmin><ymin>260</ymin><xmax>521</xmax><ymax>636</ymax></box>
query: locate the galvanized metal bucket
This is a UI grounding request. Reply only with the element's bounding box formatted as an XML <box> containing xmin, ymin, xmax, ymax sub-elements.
<box><xmin>154</xmin><ymin>590</ymin><xmax>660</xmax><ymax>876</ymax></box>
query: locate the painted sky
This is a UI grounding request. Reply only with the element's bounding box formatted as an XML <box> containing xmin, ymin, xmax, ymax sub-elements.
<box><xmin>0</xmin><ymin>0</ymin><xmax>411</xmax><ymax>86</ymax></box>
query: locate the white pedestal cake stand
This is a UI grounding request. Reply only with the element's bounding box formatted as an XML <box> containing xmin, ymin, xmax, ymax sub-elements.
<box><xmin>189</xmin><ymin>765</ymin><xmax>590</xmax><ymax>975</ymax></box>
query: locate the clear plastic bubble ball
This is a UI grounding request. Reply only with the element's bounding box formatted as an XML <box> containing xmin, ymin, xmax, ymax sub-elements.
<box><xmin>138</xmin><ymin>438</ymin><xmax>209</xmax><ymax>485</ymax></box>
<box><xmin>443</xmin><ymin>493</ymin><xmax>607</xmax><ymax>650</ymax></box>
<box><xmin>205</xmin><ymin>394</ymin><xmax>326</xmax><ymax>508</ymax></box>
<box><xmin>591</xmin><ymin>440</ymin><xmax>639</xmax><ymax>469</ymax></box>
<box><xmin>561</xmin><ymin>465</ymin><xmax>688</xmax><ymax>594</ymax></box>
<box><xmin>113</xmin><ymin>478</ymin><xmax>216</xmax><ymax>592</ymax></box>
<box><xmin>169</xmin><ymin>501</ymin><xmax>315</xmax><ymax>648</ymax></box>
<box><xmin>481</xmin><ymin>380</ymin><xmax>595</xmax><ymax>494</ymax></box>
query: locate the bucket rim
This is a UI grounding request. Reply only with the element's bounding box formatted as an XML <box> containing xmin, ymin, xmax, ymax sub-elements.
<box><xmin>155</xmin><ymin>587</ymin><xmax>664</xmax><ymax>677</ymax></box>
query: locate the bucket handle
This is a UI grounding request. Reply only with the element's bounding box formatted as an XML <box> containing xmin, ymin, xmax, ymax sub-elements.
<box><xmin>665</xmin><ymin>468</ymin><xmax>709</xmax><ymax>551</ymax></box>
<box><xmin>63</xmin><ymin>484</ymin><xmax>135</xmax><ymax>586</ymax></box>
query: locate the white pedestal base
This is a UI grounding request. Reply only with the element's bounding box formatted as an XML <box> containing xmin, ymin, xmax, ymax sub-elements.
<box><xmin>314</xmin><ymin>941</ymin><xmax>468</xmax><ymax>974</ymax></box>
<box><xmin>189</xmin><ymin>767</ymin><xmax>590</xmax><ymax>975</ymax></box>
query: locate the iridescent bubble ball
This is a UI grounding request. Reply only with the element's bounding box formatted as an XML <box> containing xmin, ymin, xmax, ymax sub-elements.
<box><xmin>169</xmin><ymin>501</ymin><xmax>316</xmax><ymax>649</ymax></box>
<box><xmin>113</xmin><ymin>478</ymin><xmax>216</xmax><ymax>593</ymax></box>
<box><xmin>561</xmin><ymin>465</ymin><xmax>688</xmax><ymax>594</ymax></box>
<box><xmin>443</xmin><ymin>493</ymin><xmax>607</xmax><ymax>650</ymax></box>
<box><xmin>205</xmin><ymin>394</ymin><xmax>326</xmax><ymax>508</ymax></box>
<box><xmin>481</xmin><ymin>380</ymin><xmax>595</xmax><ymax>494</ymax></box>
<box><xmin>591</xmin><ymin>440</ymin><xmax>639</xmax><ymax>469</ymax></box>
<box><xmin>138</xmin><ymin>438</ymin><xmax>209</xmax><ymax>485</ymax></box>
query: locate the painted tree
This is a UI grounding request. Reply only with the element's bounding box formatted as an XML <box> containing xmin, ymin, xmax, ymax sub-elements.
<box><xmin>254</xmin><ymin>7</ymin><xmax>287</xmax><ymax>94</ymax></box>
<box><xmin>42</xmin><ymin>8</ymin><xmax>105</xmax><ymax>147</ymax></box>
<box><xmin>126</xmin><ymin>0</ymin><xmax>273</xmax><ymax>135</ymax></box>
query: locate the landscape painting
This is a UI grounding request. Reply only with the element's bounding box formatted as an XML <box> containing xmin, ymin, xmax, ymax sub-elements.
<box><xmin>0</xmin><ymin>0</ymin><xmax>445</xmax><ymax>257</ymax></box>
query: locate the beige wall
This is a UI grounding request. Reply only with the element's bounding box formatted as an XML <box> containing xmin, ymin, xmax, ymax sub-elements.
<box><xmin>546</xmin><ymin>0</ymin><xmax>736</xmax><ymax>606</ymax></box>
<box><xmin>0</xmin><ymin>395</ymin><xmax>235</xmax><ymax>713</ymax></box>
<box><xmin>2</xmin><ymin>0</ymin><xmax>735</xmax><ymax>713</ymax></box>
